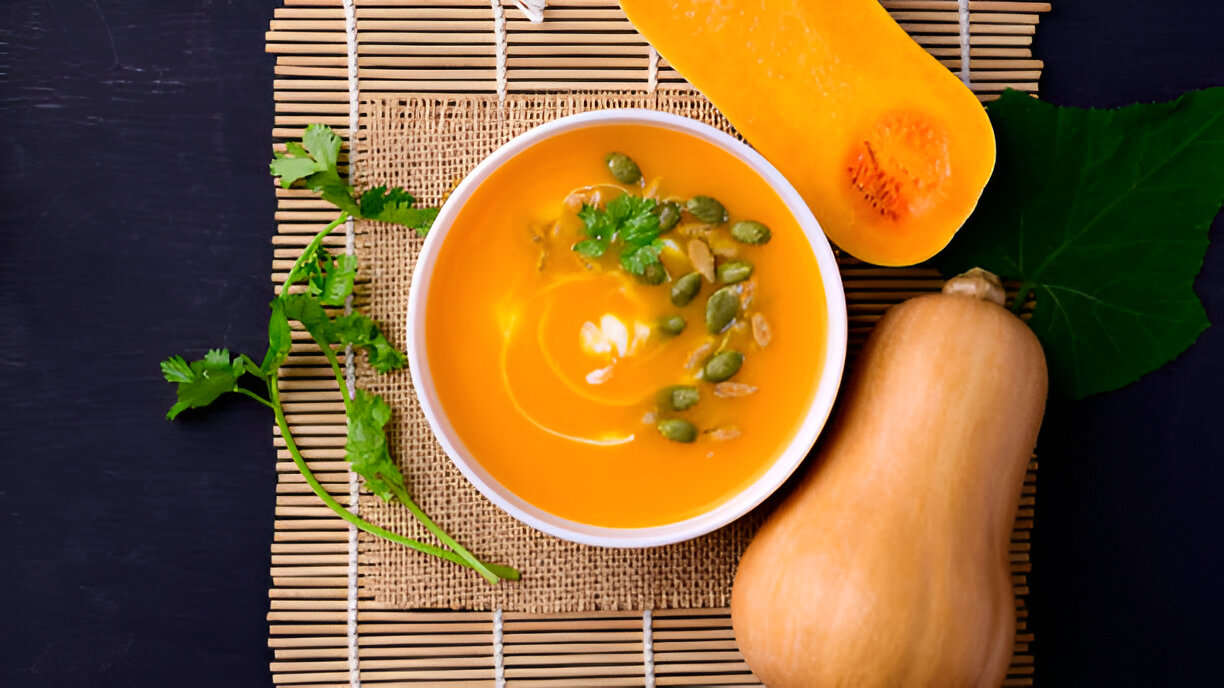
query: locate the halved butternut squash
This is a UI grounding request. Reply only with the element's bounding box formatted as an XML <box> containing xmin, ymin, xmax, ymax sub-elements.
<box><xmin>620</xmin><ymin>0</ymin><xmax>996</xmax><ymax>266</ymax></box>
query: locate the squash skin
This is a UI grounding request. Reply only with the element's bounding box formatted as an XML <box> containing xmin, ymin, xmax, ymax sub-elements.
<box><xmin>619</xmin><ymin>0</ymin><xmax>996</xmax><ymax>266</ymax></box>
<box><xmin>730</xmin><ymin>289</ymin><xmax>1046</xmax><ymax>687</ymax></box>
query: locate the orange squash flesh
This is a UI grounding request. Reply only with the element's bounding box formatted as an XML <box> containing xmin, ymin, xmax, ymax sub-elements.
<box><xmin>619</xmin><ymin>0</ymin><xmax>996</xmax><ymax>266</ymax></box>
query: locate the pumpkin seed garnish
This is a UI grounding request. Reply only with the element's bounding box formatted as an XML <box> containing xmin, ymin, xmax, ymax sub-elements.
<box><xmin>657</xmin><ymin>418</ymin><xmax>698</xmax><ymax>443</ymax></box>
<box><xmin>730</xmin><ymin>219</ymin><xmax>771</xmax><ymax>244</ymax></box>
<box><xmin>703</xmin><ymin>350</ymin><xmax>744</xmax><ymax>382</ymax></box>
<box><xmin>658</xmin><ymin>314</ymin><xmax>687</xmax><ymax>336</ymax></box>
<box><xmin>657</xmin><ymin>385</ymin><xmax>701</xmax><ymax>412</ymax></box>
<box><xmin>605</xmin><ymin>152</ymin><xmax>642</xmax><ymax>185</ymax></box>
<box><xmin>687</xmin><ymin>195</ymin><xmax>729</xmax><ymax>224</ymax></box>
<box><xmin>705</xmin><ymin>286</ymin><xmax>740</xmax><ymax>333</ymax></box>
<box><xmin>671</xmin><ymin>272</ymin><xmax>702</xmax><ymax>307</ymax></box>
<box><xmin>717</xmin><ymin>260</ymin><xmax>754</xmax><ymax>284</ymax></box>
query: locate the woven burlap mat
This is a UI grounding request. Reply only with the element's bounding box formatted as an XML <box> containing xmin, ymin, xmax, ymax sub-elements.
<box><xmin>351</xmin><ymin>92</ymin><xmax>775</xmax><ymax>613</ymax></box>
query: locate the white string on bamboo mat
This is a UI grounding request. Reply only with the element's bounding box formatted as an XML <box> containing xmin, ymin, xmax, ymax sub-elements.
<box><xmin>491</xmin><ymin>1</ymin><xmax>508</xmax><ymax>102</ymax></box>
<box><xmin>341</xmin><ymin>1</ymin><xmax>361</xmax><ymax>687</ymax></box>
<box><xmin>493</xmin><ymin>608</ymin><xmax>506</xmax><ymax>687</ymax></box>
<box><xmin>643</xmin><ymin>609</ymin><xmax>656</xmax><ymax>688</ymax></box>
<box><xmin>647</xmin><ymin>46</ymin><xmax>659</xmax><ymax>93</ymax></box>
<box><xmin>958</xmin><ymin>0</ymin><xmax>972</xmax><ymax>86</ymax></box>
<box><xmin>510</xmin><ymin>0</ymin><xmax>547</xmax><ymax>24</ymax></box>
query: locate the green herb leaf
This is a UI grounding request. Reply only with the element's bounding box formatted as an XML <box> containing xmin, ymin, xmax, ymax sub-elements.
<box><xmin>331</xmin><ymin>313</ymin><xmax>407</xmax><ymax>374</ymax></box>
<box><xmin>577</xmin><ymin>203</ymin><xmax>614</xmax><ymax>243</ymax></box>
<box><xmin>261</xmin><ymin>300</ymin><xmax>294</xmax><ymax>374</ymax></box>
<box><xmin>270</xmin><ymin>124</ymin><xmax>359</xmax><ymax>215</ymax></box>
<box><xmin>268</xmin><ymin>141</ymin><xmax>325</xmax><ymax>186</ymax></box>
<box><xmin>938</xmin><ymin>88</ymin><xmax>1224</xmax><ymax>398</ymax></box>
<box><xmin>572</xmin><ymin>238</ymin><xmax>608</xmax><ymax>257</ymax></box>
<box><xmin>358</xmin><ymin>186</ymin><xmax>440</xmax><ymax>235</ymax></box>
<box><xmin>620</xmin><ymin>239</ymin><xmax>664</xmax><ymax>274</ymax></box>
<box><xmin>281</xmin><ymin>292</ymin><xmax>332</xmax><ymax>338</ymax></box>
<box><xmin>161</xmin><ymin>349</ymin><xmax>247</xmax><ymax>419</ymax></box>
<box><xmin>572</xmin><ymin>193</ymin><xmax>661</xmax><ymax>274</ymax></box>
<box><xmin>345</xmin><ymin>389</ymin><xmax>405</xmax><ymax>502</ymax></box>
<box><xmin>307</xmin><ymin>246</ymin><xmax>358</xmax><ymax>307</ymax></box>
<box><xmin>280</xmin><ymin>294</ymin><xmax>405</xmax><ymax>374</ymax></box>
<box><xmin>302</xmin><ymin>123</ymin><xmax>342</xmax><ymax>171</ymax></box>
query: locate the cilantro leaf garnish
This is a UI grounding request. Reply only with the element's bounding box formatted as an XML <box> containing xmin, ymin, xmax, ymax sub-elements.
<box><xmin>572</xmin><ymin>193</ymin><xmax>662</xmax><ymax>274</ymax></box>
<box><xmin>164</xmin><ymin>124</ymin><xmax>518</xmax><ymax>584</ymax></box>
<box><xmin>271</xmin><ymin>124</ymin><xmax>439</xmax><ymax>234</ymax></box>
<box><xmin>161</xmin><ymin>349</ymin><xmax>247</xmax><ymax>420</ymax></box>
<box><xmin>331</xmin><ymin>313</ymin><xmax>407</xmax><ymax>374</ymax></box>
<box><xmin>271</xmin><ymin>124</ymin><xmax>358</xmax><ymax>215</ymax></box>
<box><xmin>938</xmin><ymin>88</ymin><xmax>1224</xmax><ymax>398</ymax></box>
<box><xmin>279</xmin><ymin>294</ymin><xmax>406</xmax><ymax>375</ymax></box>
<box><xmin>359</xmin><ymin>186</ymin><xmax>441</xmax><ymax>235</ymax></box>
<box><xmin>345</xmin><ymin>389</ymin><xmax>403</xmax><ymax>502</ymax></box>
<box><xmin>620</xmin><ymin>240</ymin><xmax>665</xmax><ymax>274</ymax></box>
<box><xmin>261</xmin><ymin>299</ymin><xmax>293</xmax><ymax>375</ymax></box>
<box><xmin>572</xmin><ymin>238</ymin><xmax>607</xmax><ymax>257</ymax></box>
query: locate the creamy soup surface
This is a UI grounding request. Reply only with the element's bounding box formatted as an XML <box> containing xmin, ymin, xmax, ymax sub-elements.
<box><xmin>426</xmin><ymin>124</ymin><xmax>827</xmax><ymax>528</ymax></box>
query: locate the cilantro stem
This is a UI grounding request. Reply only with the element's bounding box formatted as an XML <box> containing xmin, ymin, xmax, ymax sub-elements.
<box><xmin>281</xmin><ymin>211</ymin><xmax>350</xmax><ymax>294</ymax></box>
<box><xmin>267</xmin><ymin>372</ymin><xmax>485</xmax><ymax>570</ymax></box>
<box><xmin>318</xmin><ymin>338</ymin><xmax>354</xmax><ymax>414</ymax></box>
<box><xmin>234</xmin><ymin>387</ymin><xmax>275</xmax><ymax>410</ymax></box>
<box><xmin>387</xmin><ymin>481</ymin><xmax>508</xmax><ymax>584</ymax></box>
<box><xmin>312</xmin><ymin>328</ymin><xmax>507</xmax><ymax>584</ymax></box>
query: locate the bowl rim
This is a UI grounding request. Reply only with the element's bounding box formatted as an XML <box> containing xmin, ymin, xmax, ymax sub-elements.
<box><xmin>407</xmin><ymin>108</ymin><xmax>847</xmax><ymax>548</ymax></box>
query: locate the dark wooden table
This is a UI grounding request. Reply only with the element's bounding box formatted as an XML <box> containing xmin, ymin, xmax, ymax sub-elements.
<box><xmin>3</xmin><ymin>1</ymin><xmax>1222</xmax><ymax>685</ymax></box>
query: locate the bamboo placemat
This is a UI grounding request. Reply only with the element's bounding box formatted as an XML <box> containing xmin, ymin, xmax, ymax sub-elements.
<box><xmin>266</xmin><ymin>1</ymin><xmax>1048</xmax><ymax>685</ymax></box>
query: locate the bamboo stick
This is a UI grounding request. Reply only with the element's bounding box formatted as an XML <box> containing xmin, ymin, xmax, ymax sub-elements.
<box><xmin>655</xmin><ymin>677</ymin><xmax>760</xmax><ymax>687</ymax></box>
<box><xmin>504</xmin><ymin>630</ymin><xmax>642</xmax><ymax>643</ymax></box>
<box><xmin>503</xmin><ymin>641</ymin><xmax>644</xmax><ymax>654</ymax></box>
<box><xmin>505</xmin><ymin>652</ymin><xmax>650</xmax><ymax>666</ymax></box>
<box><xmin>505</xmin><ymin>664</ymin><xmax>651</xmax><ymax>678</ymax></box>
<box><xmin>275</xmin><ymin>668</ymin><xmax>494</xmax><ymax>684</ymax></box>
<box><xmin>502</xmin><ymin>678</ymin><xmax>648</xmax><ymax>688</ymax></box>
<box><xmin>504</xmin><ymin>617</ymin><xmax>643</xmax><ymax>631</ymax></box>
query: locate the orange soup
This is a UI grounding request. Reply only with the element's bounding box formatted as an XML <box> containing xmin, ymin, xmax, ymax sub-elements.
<box><xmin>426</xmin><ymin>124</ymin><xmax>827</xmax><ymax>528</ymax></box>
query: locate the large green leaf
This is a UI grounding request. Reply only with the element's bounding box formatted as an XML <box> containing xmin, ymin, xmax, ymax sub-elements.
<box><xmin>938</xmin><ymin>88</ymin><xmax>1224</xmax><ymax>398</ymax></box>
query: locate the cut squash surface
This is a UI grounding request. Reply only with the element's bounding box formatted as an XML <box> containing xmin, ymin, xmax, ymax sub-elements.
<box><xmin>620</xmin><ymin>0</ymin><xmax>996</xmax><ymax>266</ymax></box>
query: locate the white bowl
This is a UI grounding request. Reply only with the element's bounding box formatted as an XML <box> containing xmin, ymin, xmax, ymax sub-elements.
<box><xmin>407</xmin><ymin>109</ymin><xmax>847</xmax><ymax>548</ymax></box>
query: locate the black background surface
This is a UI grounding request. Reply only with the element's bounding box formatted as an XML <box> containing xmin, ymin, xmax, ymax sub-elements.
<box><xmin>2</xmin><ymin>1</ymin><xmax>1222</xmax><ymax>686</ymax></box>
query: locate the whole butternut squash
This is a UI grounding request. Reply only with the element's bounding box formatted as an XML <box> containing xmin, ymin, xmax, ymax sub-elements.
<box><xmin>619</xmin><ymin>0</ymin><xmax>995</xmax><ymax>266</ymax></box>
<box><xmin>731</xmin><ymin>269</ymin><xmax>1046</xmax><ymax>688</ymax></box>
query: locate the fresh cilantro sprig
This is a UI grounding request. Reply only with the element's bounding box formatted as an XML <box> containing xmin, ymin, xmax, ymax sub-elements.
<box><xmin>572</xmin><ymin>192</ymin><xmax>666</xmax><ymax>275</ymax></box>
<box><xmin>165</xmin><ymin>125</ymin><xmax>518</xmax><ymax>584</ymax></box>
<box><xmin>271</xmin><ymin>123</ymin><xmax>438</xmax><ymax>235</ymax></box>
<box><xmin>938</xmin><ymin>88</ymin><xmax>1224</xmax><ymax>399</ymax></box>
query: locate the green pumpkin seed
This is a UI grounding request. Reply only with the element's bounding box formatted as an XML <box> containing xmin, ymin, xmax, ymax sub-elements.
<box><xmin>656</xmin><ymin>201</ymin><xmax>682</xmax><ymax>232</ymax></box>
<box><xmin>703</xmin><ymin>350</ymin><xmax>744</xmax><ymax>383</ymax></box>
<box><xmin>730</xmin><ymin>220</ymin><xmax>771</xmax><ymax>245</ymax></box>
<box><xmin>657</xmin><ymin>385</ymin><xmax>700</xmax><ymax>412</ymax></box>
<box><xmin>705</xmin><ymin>286</ymin><xmax>740</xmax><ymax>333</ymax></box>
<box><xmin>687</xmin><ymin>195</ymin><xmax>728</xmax><ymax>224</ymax></box>
<box><xmin>716</xmin><ymin>260</ymin><xmax>754</xmax><ymax>284</ymax></box>
<box><xmin>670</xmin><ymin>272</ymin><xmax>702</xmax><ymax>307</ymax></box>
<box><xmin>658</xmin><ymin>314</ymin><xmax>687</xmax><ymax>336</ymax></box>
<box><xmin>605</xmin><ymin>152</ymin><xmax>642</xmax><ymax>184</ymax></box>
<box><xmin>657</xmin><ymin>418</ymin><xmax>698</xmax><ymax>443</ymax></box>
<box><xmin>637</xmin><ymin>262</ymin><xmax>667</xmax><ymax>285</ymax></box>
